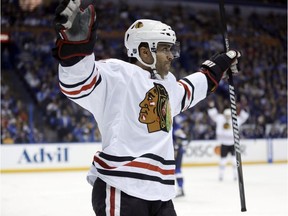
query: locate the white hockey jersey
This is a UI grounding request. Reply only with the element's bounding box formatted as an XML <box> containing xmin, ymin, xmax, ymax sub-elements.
<box><xmin>208</xmin><ymin>108</ymin><xmax>249</xmax><ymax>145</ymax></box>
<box><xmin>58</xmin><ymin>53</ymin><xmax>208</xmax><ymax>201</ymax></box>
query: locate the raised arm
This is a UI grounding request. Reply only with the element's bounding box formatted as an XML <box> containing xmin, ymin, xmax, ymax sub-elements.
<box><xmin>177</xmin><ymin>50</ymin><xmax>241</xmax><ymax>112</ymax></box>
<box><xmin>52</xmin><ymin>0</ymin><xmax>102</xmax><ymax>113</ymax></box>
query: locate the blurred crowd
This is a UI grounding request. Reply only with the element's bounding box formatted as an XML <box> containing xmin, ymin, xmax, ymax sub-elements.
<box><xmin>1</xmin><ymin>0</ymin><xmax>287</xmax><ymax>144</ymax></box>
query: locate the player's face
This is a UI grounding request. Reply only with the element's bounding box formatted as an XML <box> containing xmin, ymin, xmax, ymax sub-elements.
<box><xmin>155</xmin><ymin>43</ymin><xmax>174</xmax><ymax>78</ymax></box>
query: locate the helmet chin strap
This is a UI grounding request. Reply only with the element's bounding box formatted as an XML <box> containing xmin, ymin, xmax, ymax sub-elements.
<box><xmin>137</xmin><ymin>52</ymin><xmax>158</xmax><ymax>79</ymax></box>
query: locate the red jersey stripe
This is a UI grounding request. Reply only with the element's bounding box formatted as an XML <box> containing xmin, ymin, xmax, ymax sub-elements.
<box><xmin>110</xmin><ymin>187</ymin><xmax>115</xmax><ymax>216</ymax></box>
<box><xmin>94</xmin><ymin>155</ymin><xmax>174</xmax><ymax>175</ymax></box>
<box><xmin>94</xmin><ymin>155</ymin><xmax>116</xmax><ymax>169</ymax></box>
<box><xmin>60</xmin><ymin>75</ymin><xmax>97</xmax><ymax>96</ymax></box>
<box><xmin>125</xmin><ymin>161</ymin><xmax>174</xmax><ymax>175</ymax></box>
<box><xmin>178</xmin><ymin>80</ymin><xmax>191</xmax><ymax>100</ymax></box>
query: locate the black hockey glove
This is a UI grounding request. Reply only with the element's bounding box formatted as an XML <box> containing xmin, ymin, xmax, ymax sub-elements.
<box><xmin>200</xmin><ymin>50</ymin><xmax>241</xmax><ymax>93</ymax></box>
<box><xmin>52</xmin><ymin>0</ymin><xmax>97</xmax><ymax>66</ymax></box>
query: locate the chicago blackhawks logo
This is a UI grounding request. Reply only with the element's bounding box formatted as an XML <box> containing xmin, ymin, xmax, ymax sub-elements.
<box><xmin>139</xmin><ymin>83</ymin><xmax>171</xmax><ymax>133</ymax></box>
<box><xmin>223</xmin><ymin>122</ymin><xmax>231</xmax><ymax>129</ymax></box>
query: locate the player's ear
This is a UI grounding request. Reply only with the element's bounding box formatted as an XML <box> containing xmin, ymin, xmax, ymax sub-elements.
<box><xmin>139</xmin><ymin>46</ymin><xmax>149</xmax><ymax>57</ymax></box>
<box><xmin>139</xmin><ymin>46</ymin><xmax>153</xmax><ymax>64</ymax></box>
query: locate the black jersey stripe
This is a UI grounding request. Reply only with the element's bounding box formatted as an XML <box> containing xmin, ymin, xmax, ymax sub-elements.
<box><xmin>99</xmin><ymin>152</ymin><xmax>135</xmax><ymax>161</ymax></box>
<box><xmin>182</xmin><ymin>78</ymin><xmax>195</xmax><ymax>107</ymax></box>
<box><xmin>99</xmin><ymin>152</ymin><xmax>175</xmax><ymax>165</ymax></box>
<box><xmin>60</xmin><ymin>64</ymin><xmax>96</xmax><ymax>89</ymax></box>
<box><xmin>142</xmin><ymin>153</ymin><xmax>175</xmax><ymax>165</ymax></box>
<box><xmin>67</xmin><ymin>75</ymin><xmax>102</xmax><ymax>100</ymax></box>
<box><xmin>181</xmin><ymin>89</ymin><xmax>187</xmax><ymax>111</ymax></box>
<box><xmin>97</xmin><ymin>168</ymin><xmax>175</xmax><ymax>185</ymax></box>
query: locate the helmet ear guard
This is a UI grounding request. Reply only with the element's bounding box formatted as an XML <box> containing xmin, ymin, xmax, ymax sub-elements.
<box><xmin>124</xmin><ymin>19</ymin><xmax>179</xmax><ymax>71</ymax></box>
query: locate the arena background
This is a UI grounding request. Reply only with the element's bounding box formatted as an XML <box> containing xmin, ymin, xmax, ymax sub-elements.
<box><xmin>1</xmin><ymin>0</ymin><xmax>287</xmax><ymax>146</ymax></box>
<box><xmin>1</xmin><ymin>0</ymin><xmax>287</xmax><ymax>171</ymax></box>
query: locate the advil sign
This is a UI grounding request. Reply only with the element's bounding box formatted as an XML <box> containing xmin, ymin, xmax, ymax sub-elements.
<box><xmin>18</xmin><ymin>147</ymin><xmax>69</xmax><ymax>163</ymax></box>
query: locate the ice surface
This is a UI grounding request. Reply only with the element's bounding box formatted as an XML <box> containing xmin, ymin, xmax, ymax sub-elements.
<box><xmin>1</xmin><ymin>164</ymin><xmax>287</xmax><ymax>216</ymax></box>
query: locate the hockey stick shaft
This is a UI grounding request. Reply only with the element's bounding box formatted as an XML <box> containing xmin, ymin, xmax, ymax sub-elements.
<box><xmin>218</xmin><ymin>0</ymin><xmax>247</xmax><ymax>212</ymax></box>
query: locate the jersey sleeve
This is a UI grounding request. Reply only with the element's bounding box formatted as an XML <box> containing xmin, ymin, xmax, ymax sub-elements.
<box><xmin>58</xmin><ymin>53</ymin><xmax>102</xmax><ymax>113</ymax></box>
<box><xmin>175</xmin><ymin>72</ymin><xmax>208</xmax><ymax>113</ymax></box>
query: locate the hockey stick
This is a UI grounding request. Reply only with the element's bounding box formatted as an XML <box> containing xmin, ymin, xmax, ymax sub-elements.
<box><xmin>218</xmin><ymin>0</ymin><xmax>247</xmax><ymax>212</ymax></box>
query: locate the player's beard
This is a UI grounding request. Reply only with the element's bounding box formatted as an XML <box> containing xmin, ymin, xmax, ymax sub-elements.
<box><xmin>157</xmin><ymin>61</ymin><xmax>171</xmax><ymax>78</ymax></box>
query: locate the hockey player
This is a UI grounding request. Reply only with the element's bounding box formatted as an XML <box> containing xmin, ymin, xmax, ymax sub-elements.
<box><xmin>52</xmin><ymin>0</ymin><xmax>241</xmax><ymax>215</ymax></box>
<box><xmin>208</xmin><ymin>101</ymin><xmax>249</xmax><ymax>181</ymax></box>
